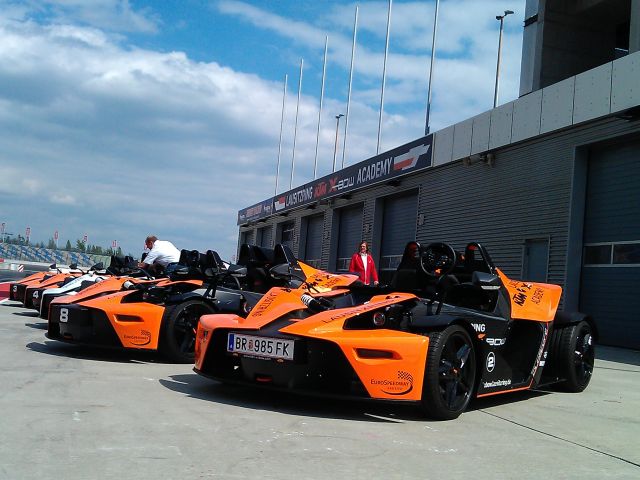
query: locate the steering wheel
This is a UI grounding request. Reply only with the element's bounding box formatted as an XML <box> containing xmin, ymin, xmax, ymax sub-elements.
<box><xmin>419</xmin><ymin>242</ymin><xmax>457</xmax><ymax>278</ymax></box>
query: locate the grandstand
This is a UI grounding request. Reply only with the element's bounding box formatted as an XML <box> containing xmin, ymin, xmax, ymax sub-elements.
<box><xmin>0</xmin><ymin>244</ymin><xmax>111</xmax><ymax>269</ymax></box>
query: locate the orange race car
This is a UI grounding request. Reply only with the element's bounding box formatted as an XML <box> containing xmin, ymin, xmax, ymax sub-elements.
<box><xmin>37</xmin><ymin>255</ymin><xmax>156</xmax><ymax>320</ymax></box>
<box><xmin>194</xmin><ymin>241</ymin><xmax>596</xmax><ymax>420</ymax></box>
<box><xmin>46</xmin><ymin>245</ymin><xmax>306</xmax><ymax>362</ymax></box>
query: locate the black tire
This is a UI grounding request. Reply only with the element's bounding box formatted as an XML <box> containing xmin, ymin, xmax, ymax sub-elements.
<box><xmin>161</xmin><ymin>300</ymin><xmax>216</xmax><ymax>363</ymax></box>
<box><xmin>557</xmin><ymin>320</ymin><xmax>595</xmax><ymax>392</ymax></box>
<box><xmin>421</xmin><ymin>325</ymin><xmax>477</xmax><ymax>420</ymax></box>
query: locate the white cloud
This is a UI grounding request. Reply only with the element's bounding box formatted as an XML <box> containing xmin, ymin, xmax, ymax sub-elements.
<box><xmin>0</xmin><ymin>0</ymin><xmax>526</xmax><ymax>259</ymax></box>
<box><xmin>216</xmin><ymin>0</ymin><xmax>525</xmax><ymax>131</ymax></box>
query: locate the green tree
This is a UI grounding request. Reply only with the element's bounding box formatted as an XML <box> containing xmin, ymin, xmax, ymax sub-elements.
<box><xmin>47</xmin><ymin>238</ymin><xmax>56</xmax><ymax>249</ymax></box>
<box><xmin>75</xmin><ymin>239</ymin><xmax>86</xmax><ymax>252</ymax></box>
<box><xmin>65</xmin><ymin>240</ymin><xmax>72</xmax><ymax>251</ymax></box>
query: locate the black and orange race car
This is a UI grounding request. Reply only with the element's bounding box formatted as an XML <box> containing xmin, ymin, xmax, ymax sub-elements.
<box><xmin>194</xmin><ymin>241</ymin><xmax>596</xmax><ymax>420</ymax></box>
<box><xmin>36</xmin><ymin>256</ymin><xmax>151</xmax><ymax>319</ymax></box>
<box><xmin>8</xmin><ymin>264</ymin><xmax>75</xmax><ymax>304</ymax></box>
<box><xmin>46</xmin><ymin>245</ymin><xmax>306</xmax><ymax>363</ymax></box>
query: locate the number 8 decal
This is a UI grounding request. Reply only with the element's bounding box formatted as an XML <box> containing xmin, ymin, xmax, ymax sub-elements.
<box><xmin>60</xmin><ymin>308</ymin><xmax>69</xmax><ymax>323</ymax></box>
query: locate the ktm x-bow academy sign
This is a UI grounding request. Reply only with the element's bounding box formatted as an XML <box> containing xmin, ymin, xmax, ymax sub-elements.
<box><xmin>238</xmin><ymin>134</ymin><xmax>433</xmax><ymax>224</ymax></box>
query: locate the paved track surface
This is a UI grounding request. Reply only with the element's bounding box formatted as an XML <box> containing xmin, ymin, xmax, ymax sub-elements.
<box><xmin>0</xmin><ymin>298</ymin><xmax>638</xmax><ymax>479</ymax></box>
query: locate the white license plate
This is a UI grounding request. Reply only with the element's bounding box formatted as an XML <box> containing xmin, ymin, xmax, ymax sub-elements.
<box><xmin>227</xmin><ymin>333</ymin><xmax>294</xmax><ymax>361</ymax></box>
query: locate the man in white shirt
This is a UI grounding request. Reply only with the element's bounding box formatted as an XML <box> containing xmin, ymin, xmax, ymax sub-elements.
<box><xmin>138</xmin><ymin>235</ymin><xmax>181</xmax><ymax>275</ymax></box>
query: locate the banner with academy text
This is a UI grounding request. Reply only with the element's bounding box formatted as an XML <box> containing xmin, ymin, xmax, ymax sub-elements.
<box><xmin>238</xmin><ymin>134</ymin><xmax>433</xmax><ymax>225</ymax></box>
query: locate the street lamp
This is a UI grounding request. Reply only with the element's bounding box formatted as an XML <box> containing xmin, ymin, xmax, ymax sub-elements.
<box><xmin>494</xmin><ymin>9</ymin><xmax>514</xmax><ymax>108</ymax></box>
<box><xmin>333</xmin><ymin>114</ymin><xmax>344</xmax><ymax>172</ymax></box>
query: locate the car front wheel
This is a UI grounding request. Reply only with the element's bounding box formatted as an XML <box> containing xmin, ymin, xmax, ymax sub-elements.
<box><xmin>161</xmin><ymin>300</ymin><xmax>217</xmax><ymax>363</ymax></box>
<box><xmin>421</xmin><ymin>325</ymin><xmax>477</xmax><ymax>420</ymax></box>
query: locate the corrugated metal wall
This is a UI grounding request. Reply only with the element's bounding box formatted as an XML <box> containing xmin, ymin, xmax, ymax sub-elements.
<box><xmin>302</xmin><ymin>214</ymin><xmax>324</xmax><ymax>267</ymax></box>
<box><xmin>238</xmin><ymin>117</ymin><xmax>640</xmax><ymax>326</ymax></box>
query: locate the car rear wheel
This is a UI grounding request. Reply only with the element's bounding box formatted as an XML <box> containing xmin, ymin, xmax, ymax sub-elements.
<box><xmin>161</xmin><ymin>300</ymin><xmax>216</xmax><ymax>363</ymax></box>
<box><xmin>557</xmin><ymin>320</ymin><xmax>595</xmax><ymax>392</ymax></box>
<box><xmin>421</xmin><ymin>325</ymin><xmax>477</xmax><ymax>420</ymax></box>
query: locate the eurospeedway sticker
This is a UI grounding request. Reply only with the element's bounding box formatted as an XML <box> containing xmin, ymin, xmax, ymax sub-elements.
<box><xmin>238</xmin><ymin>134</ymin><xmax>433</xmax><ymax>224</ymax></box>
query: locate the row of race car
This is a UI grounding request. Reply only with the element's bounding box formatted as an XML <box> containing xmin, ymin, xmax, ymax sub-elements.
<box><xmin>8</xmin><ymin>241</ymin><xmax>596</xmax><ymax>420</ymax></box>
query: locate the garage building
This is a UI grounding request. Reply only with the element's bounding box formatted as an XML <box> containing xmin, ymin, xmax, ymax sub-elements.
<box><xmin>237</xmin><ymin>0</ymin><xmax>640</xmax><ymax>349</ymax></box>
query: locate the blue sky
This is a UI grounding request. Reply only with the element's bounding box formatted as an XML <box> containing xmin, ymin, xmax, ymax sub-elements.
<box><xmin>0</xmin><ymin>0</ymin><xmax>524</xmax><ymax>261</ymax></box>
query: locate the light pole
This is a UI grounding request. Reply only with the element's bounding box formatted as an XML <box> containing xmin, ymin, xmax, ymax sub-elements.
<box><xmin>424</xmin><ymin>0</ymin><xmax>440</xmax><ymax>135</ymax></box>
<box><xmin>494</xmin><ymin>10</ymin><xmax>514</xmax><ymax>108</ymax></box>
<box><xmin>274</xmin><ymin>74</ymin><xmax>287</xmax><ymax>196</ymax></box>
<box><xmin>333</xmin><ymin>114</ymin><xmax>344</xmax><ymax>172</ymax></box>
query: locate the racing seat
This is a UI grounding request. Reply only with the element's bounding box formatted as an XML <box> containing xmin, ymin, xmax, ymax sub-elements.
<box><xmin>170</xmin><ymin>249</ymin><xmax>204</xmax><ymax>280</ymax></box>
<box><xmin>443</xmin><ymin>245</ymin><xmax>496</xmax><ymax>311</ymax></box>
<box><xmin>389</xmin><ymin>242</ymin><xmax>436</xmax><ymax>296</ymax></box>
<box><xmin>237</xmin><ymin>244</ymin><xmax>274</xmax><ymax>293</ymax></box>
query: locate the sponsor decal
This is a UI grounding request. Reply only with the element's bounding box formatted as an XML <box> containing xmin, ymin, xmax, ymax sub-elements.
<box><xmin>510</xmin><ymin>280</ymin><xmax>544</xmax><ymax>307</ymax></box>
<box><xmin>471</xmin><ymin>323</ymin><xmax>486</xmax><ymax>333</ymax></box>
<box><xmin>486</xmin><ymin>337</ymin><xmax>506</xmax><ymax>346</ymax></box>
<box><xmin>356</xmin><ymin>158</ymin><xmax>393</xmax><ymax>184</ymax></box>
<box><xmin>250</xmin><ymin>291</ymin><xmax>280</xmax><ymax>317</ymax></box>
<box><xmin>531</xmin><ymin>287</ymin><xmax>545</xmax><ymax>305</ymax></box>
<box><xmin>482</xmin><ymin>379</ymin><xmax>512</xmax><ymax>389</ymax></box>
<box><xmin>124</xmin><ymin>329</ymin><xmax>152</xmax><ymax>346</ymax></box>
<box><xmin>393</xmin><ymin>144</ymin><xmax>430</xmax><ymax>171</ymax></box>
<box><xmin>530</xmin><ymin>325</ymin><xmax>549</xmax><ymax>376</ymax></box>
<box><xmin>372</xmin><ymin>370</ymin><xmax>414</xmax><ymax>395</ymax></box>
<box><xmin>329</xmin><ymin>176</ymin><xmax>355</xmax><ymax>192</ymax></box>
<box><xmin>486</xmin><ymin>352</ymin><xmax>495</xmax><ymax>372</ymax></box>
<box><xmin>307</xmin><ymin>273</ymin><xmax>345</xmax><ymax>290</ymax></box>
<box><xmin>274</xmin><ymin>196</ymin><xmax>286</xmax><ymax>211</ymax></box>
<box><xmin>286</xmin><ymin>186</ymin><xmax>314</xmax><ymax>207</ymax></box>
<box><xmin>238</xmin><ymin>199</ymin><xmax>273</xmax><ymax>224</ymax></box>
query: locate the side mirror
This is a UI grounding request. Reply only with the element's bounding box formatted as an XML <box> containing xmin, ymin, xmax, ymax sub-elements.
<box><xmin>228</xmin><ymin>265</ymin><xmax>247</xmax><ymax>276</ymax></box>
<box><xmin>270</xmin><ymin>263</ymin><xmax>292</xmax><ymax>280</ymax></box>
<box><xmin>472</xmin><ymin>271</ymin><xmax>501</xmax><ymax>290</ymax></box>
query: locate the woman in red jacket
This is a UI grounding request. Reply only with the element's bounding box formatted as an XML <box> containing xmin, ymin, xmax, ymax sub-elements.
<box><xmin>348</xmin><ymin>241</ymin><xmax>379</xmax><ymax>286</ymax></box>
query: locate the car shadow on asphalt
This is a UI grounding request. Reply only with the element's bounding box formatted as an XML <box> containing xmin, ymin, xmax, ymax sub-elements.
<box><xmin>159</xmin><ymin>373</ymin><xmax>426</xmax><ymax>423</ymax></box>
<box><xmin>24</xmin><ymin>321</ymin><xmax>47</xmax><ymax>330</ymax></box>
<box><xmin>160</xmin><ymin>373</ymin><xmax>554</xmax><ymax>423</ymax></box>
<box><xmin>11</xmin><ymin>310</ymin><xmax>39</xmax><ymax>317</ymax></box>
<box><xmin>1</xmin><ymin>302</ymin><xmax>32</xmax><ymax>309</ymax></box>
<box><xmin>25</xmin><ymin>340</ymin><xmax>170</xmax><ymax>364</ymax></box>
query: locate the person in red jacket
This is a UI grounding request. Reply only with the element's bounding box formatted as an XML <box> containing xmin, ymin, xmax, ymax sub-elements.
<box><xmin>348</xmin><ymin>241</ymin><xmax>379</xmax><ymax>286</ymax></box>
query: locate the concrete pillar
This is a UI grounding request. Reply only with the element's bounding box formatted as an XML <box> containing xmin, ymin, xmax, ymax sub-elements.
<box><xmin>631</xmin><ymin>0</ymin><xmax>640</xmax><ymax>53</ymax></box>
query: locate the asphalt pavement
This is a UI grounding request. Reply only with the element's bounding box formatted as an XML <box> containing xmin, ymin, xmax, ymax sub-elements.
<box><xmin>0</xmin><ymin>290</ymin><xmax>638</xmax><ymax>480</ymax></box>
